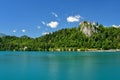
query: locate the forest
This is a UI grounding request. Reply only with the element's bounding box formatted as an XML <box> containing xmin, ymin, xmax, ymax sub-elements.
<box><xmin>0</xmin><ymin>21</ymin><xmax>120</xmax><ymax>51</ymax></box>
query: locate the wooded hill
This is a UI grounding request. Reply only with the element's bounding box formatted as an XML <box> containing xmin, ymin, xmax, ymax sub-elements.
<box><xmin>0</xmin><ymin>21</ymin><xmax>120</xmax><ymax>51</ymax></box>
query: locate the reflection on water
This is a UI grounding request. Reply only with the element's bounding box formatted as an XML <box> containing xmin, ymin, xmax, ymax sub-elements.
<box><xmin>0</xmin><ymin>51</ymin><xmax>120</xmax><ymax>80</ymax></box>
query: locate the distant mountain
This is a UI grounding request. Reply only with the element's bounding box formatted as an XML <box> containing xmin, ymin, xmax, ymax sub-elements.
<box><xmin>20</xmin><ymin>35</ymin><xmax>31</xmax><ymax>39</ymax></box>
<box><xmin>0</xmin><ymin>33</ymin><xmax>6</xmax><ymax>37</ymax></box>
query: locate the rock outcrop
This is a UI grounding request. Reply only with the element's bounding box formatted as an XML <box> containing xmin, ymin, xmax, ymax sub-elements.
<box><xmin>80</xmin><ymin>21</ymin><xmax>98</xmax><ymax>37</ymax></box>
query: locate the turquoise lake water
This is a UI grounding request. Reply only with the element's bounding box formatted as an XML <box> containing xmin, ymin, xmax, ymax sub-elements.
<box><xmin>0</xmin><ymin>51</ymin><xmax>120</xmax><ymax>80</ymax></box>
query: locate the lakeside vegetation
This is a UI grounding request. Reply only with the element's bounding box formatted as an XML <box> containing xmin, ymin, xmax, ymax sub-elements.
<box><xmin>0</xmin><ymin>21</ymin><xmax>120</xmax><ymax>51</ymax></box>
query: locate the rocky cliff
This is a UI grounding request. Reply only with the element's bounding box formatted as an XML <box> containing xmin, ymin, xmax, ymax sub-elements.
<box><xmin>80</xmin><ymin>21</ymin><xmax>98</xmax><ymax>37</ymax></box>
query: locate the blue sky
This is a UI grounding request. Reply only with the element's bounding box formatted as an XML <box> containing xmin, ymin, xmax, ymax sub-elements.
<box><xmin>0</xmin><ymin>0</ymin><xmax>120</xmax><ymax>37</ymax></box>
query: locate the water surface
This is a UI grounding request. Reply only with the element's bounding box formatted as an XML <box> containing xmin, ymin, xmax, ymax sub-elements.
<box><xmin>0</xmin><ymin>51</ymin><xmax>120</xmax><ymax>80</ymax></box>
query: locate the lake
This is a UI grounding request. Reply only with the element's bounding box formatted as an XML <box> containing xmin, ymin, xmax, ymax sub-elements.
<box><xmin>0</xmin><ymin>51</ymin><xmax>120</xmax><ymax>80</ymax></box>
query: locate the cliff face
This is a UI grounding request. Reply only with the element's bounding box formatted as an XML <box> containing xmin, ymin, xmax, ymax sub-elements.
<box><xmin>80</xmin><ymin>21</ymin><xmax>98</xmax><ymax>37</ymax></box>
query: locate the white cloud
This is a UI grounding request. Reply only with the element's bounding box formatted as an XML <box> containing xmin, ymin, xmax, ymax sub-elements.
<box><xmin>22</xmin><ymin>29</ymin><xmax>26</xmax><ymax>33</ymax></box>
<box><xmin>112</xmin><ymin>25</ymin><xmax>120</xmax><ymax>28</ymax></box>
<box><xmin>42</xmin><ymin>32</ymin><xmax>50</xmax><ymax>35</ymax></box>
<box><xmin>112</xmin><ymin>25</ymin><xmax>117</xmax><ymax>27</ymax></box>
<box><xmin>67</xmin><ymin>15</ymin><xmax>81</xmax><ymax>22</ymax></box>
<box><xmin>47</xmin><ymin>21</ymin><xmax>59</xmax><ymax>28</ymax></box>
<box><xmin>41</xmin><ymin>21</ymin><xmax>46</xmax><ymax>25</ymax></box>
<box><xmin>52</xmin><ymin>12</ymin><xmax>58</xmax><ymax>17</ymax></box>
<box><xmin>13</xmin><ymin>30</ymin><xmax>17</xmax><ymax>33</ymax></box>
<box><xmin>37</xmin><ymin>26</ymin><xmax>41</xmax><ymax>29</ymax></box>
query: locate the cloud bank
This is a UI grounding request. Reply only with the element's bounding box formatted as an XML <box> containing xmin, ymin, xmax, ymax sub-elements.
<box><xmin>13</xmin><ymin>30</ymin><xmax>17</xmax><ymax>33</ymax></box>
<box><xmin>22</xmin><ymin>29</ymin><xmax>26</xmax><ymax>33</ymax></box>
<box><xmin>52</xmin><ymin>12</ymin><xmax>58</xmax><ymax>17</ymax></box>
<box><xmin>41</xmin><ymin>21</ymin><xmax>46</xmax><ymax>25</ymax></box>
<box><xmin>67</xmin><ymin>15</ymin><xmax>81</xmax><ymax>22</ymax></box>
<box><xmin>47</xmin><ymin>21</ymin><xmax>59</xmax><ymax>28</ymax></box>
<box><xmin>42</xmin><ymin>32</ymin><xmax>50</xmax><ymax>35</ymax></box>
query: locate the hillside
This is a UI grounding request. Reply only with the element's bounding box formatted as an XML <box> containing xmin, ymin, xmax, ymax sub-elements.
<box><xmin>0</xmin><ymin>33</ymin><xmax>6</xmax><ymax>37</ymax></box>
<box><xmin>0</xmin><ymin>21</ymin><xmax>120</xmax><ymax>51</ymax></box>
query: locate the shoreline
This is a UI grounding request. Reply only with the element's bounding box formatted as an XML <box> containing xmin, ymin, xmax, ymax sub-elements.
<box><xmin>0</xmin><ymin>49</ymin><xmax>120</xmax><ymax>52</ymax></box>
